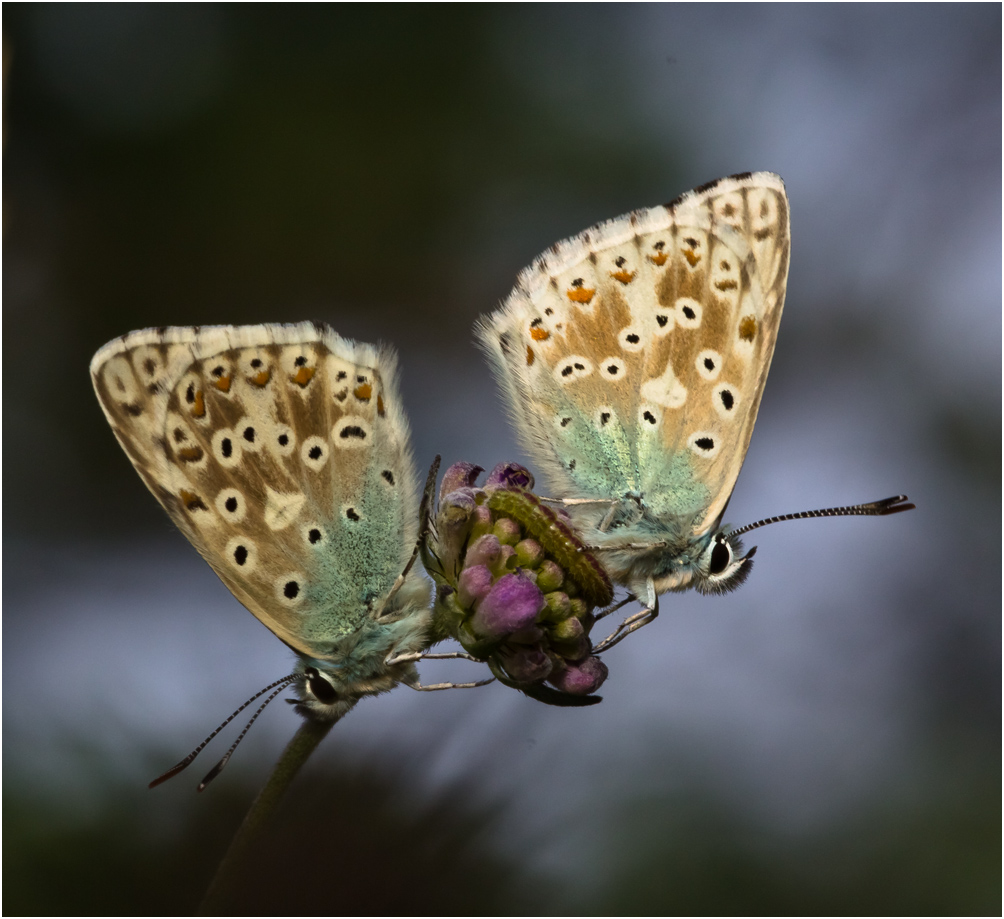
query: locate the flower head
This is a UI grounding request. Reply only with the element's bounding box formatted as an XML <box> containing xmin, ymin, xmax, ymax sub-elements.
<box><xmin>423</xmin><ymin>461</ymin><xmax>612</xmax><ymax>704</ymax></box>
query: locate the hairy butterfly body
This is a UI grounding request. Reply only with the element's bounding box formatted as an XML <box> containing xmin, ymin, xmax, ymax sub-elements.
<box><xmin>91</xmin><ymin>322</ymin><xmax>433</xmax><ymax>724</ymax></box>
<box><xmin>478</xmin><ymin>172</ymin><xmax>910</xmax><ymax>648</ymax></box>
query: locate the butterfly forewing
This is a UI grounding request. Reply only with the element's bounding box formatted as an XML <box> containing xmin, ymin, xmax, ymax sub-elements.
<box><xmin>91</xmin><ymin>323</ymin><xmax>424</xmax><ymax>659</ymax></box>
<box><xmin>478</xmin><ymin>172</ymin><xmax>790</xmax><ymax>536</ymax></box>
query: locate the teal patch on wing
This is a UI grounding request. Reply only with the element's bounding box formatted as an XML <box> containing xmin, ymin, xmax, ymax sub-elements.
<box><xmin>534</xmin><ymin>398</ymin><xmax>639</xmax><ymax>499</ymax></box>
<box><xmin>643</xmin><ymin>450</ymin><xmax>710</xmax><ymax>522</ymax></box>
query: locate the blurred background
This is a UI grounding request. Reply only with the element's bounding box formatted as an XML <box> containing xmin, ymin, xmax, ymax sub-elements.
<box><xmin>4</xmin><ymin>5</ymin><xmax>1000</xmax><ymax>914</ymax></box>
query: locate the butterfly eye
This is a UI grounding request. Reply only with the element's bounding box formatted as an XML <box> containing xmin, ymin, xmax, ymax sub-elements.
<box><xmin>305</xmin><ymin>667</ymin><xmax>338</xmax><ymax>705</ymax></box>
<box><xmin>708</xmin><ymin>538</ymin><xmax>732</xmax><ymax>575</ymax></box>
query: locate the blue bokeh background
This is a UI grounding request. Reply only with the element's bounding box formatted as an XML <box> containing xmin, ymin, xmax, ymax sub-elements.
<box><xmin>5</xmin><ymin>5</ymin><xmax>999</xmax><ymax>913</ymax></box>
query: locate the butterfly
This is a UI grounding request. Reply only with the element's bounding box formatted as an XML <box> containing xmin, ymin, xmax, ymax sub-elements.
<box><xmin>476</xmin><ymin>172</ymin><xmax>913</xmax><ymax>650</ymax></box>
<box><xmin>91</xmin><ymin>322</ymin><xmax>440</xmax><ymax>736</ymax></box>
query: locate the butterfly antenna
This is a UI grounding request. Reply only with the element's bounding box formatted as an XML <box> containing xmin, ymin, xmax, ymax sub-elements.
<box><xmin>196</xmin><ymin>680</ymin><xmax>294</xmax><ymax>792</ymax></box>
<box><xmin>729</xmin><ymin>495</ymin><xmax>915</xmax><ymax>539</ymax></box>
<box><xmin>148</xmin><ymin>673</ymin><xmax>298</xmax><ymax>789</ymax></box>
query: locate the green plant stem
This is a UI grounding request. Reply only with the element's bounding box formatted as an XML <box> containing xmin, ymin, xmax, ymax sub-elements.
<box><xmin>198</xmin><ymin>715</ymin><xmax>337</xmax><ymax>914</ymax></box>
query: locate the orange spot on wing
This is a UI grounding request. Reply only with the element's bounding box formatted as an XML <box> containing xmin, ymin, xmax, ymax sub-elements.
<box><xmin>178</xmin><ymin>446</ymin><xmax>204</xmax><ymax>462</ymax></box>
<box><xmin>610</xmin><ymin>270</ymin><xmax>636</xmax><ymax>284</ymax></box>
<box><xmin>683</xmin><ymin>249</ymin><xmax>701</xmax><ymax>267</ymax></box>
<box><xmin>715</xmin><ymin>279</ymin><xmax>738</xmax><ymax>291</ymax></box>
<box><xmin>212</xmin><ymin>374</ymin><xmax>231</xmax><ymax>393</ymax></box>
<box><xmin>530</xmin><ymin>327</ymin><xmax>550</xmax><ymax>341</ymax></box>
<box><xmin>738</xmin><ymin>316</ymin><xmax>757</xmax><ymax>341</ymax></box>
<box><xmin>648</xmin><ymin>251</ymin><xmax>669</xmax><ymax>266</ymax></box>
<box><xmin>180</xmin><ymin>490</ymin><xmax>207</xmax><ymax>511</ymax></box>
<box><xmin>566</xmin><ymin>286</ymin><xmax>595</xmax><ymax>303</ymax></box>
<box><xmin>377</xmin><ymin>395</ymin><xmax>386</xmax><ymax>416</ymax></box>
<box><xmin>292</xmin><ymin>366</ymin><xmax>315</xmax><ymax>387</ymax></box>
<box><xmin>353</xmin><ymin>383</ymin><xmax>372</xmax><ymax>400</ymax></box>
<box><xmin>250</xmin><ymin>370</ymin><xmax>271</xmax><ymax>387</ymax></box>
<box><xmin>191</xmin><ymin>390</ymin><xmax>206</xmax><ymax>417</ymax></box>
<box><xmin>526</xmin><ymin>346</ymin><xmax>535</xmax><ymax>366</ymax></box>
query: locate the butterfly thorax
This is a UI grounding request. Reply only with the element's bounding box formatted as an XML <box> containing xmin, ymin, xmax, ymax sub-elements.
<box><xmin>293</xmin><ymin>581</ymin><xmax>433</xmax><ymax>720</ymax></box>
<box><xmin>574</xmin><ymin>498</ymin><xmax>711</xmax><ymax>593</ymax></box>
<box><xmin>569</xmin><ymin>495</ymin><xmax>752</xmax><ymax>597</ymax></box>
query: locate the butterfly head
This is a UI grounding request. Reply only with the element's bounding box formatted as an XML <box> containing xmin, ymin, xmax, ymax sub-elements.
<box><xmin>290</xmin><ymin>599</ymin><xmax>431</xmax><ymax>722</ymax></box>
<box><xmin>689</xmin><ymin>529</ymin><xmax>756</xmax><ymax>596</ymax></box>
<box><xmin>293</xmin><ymin>664</ymin><xmax>360</xmax><ymax>722</ymax></box>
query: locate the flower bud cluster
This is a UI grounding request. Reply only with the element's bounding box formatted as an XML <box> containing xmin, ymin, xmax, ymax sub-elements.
<box><xmin>422</xmin><ymin>461</ymin><xmax>613</xmax><ymax>704</ymax></box>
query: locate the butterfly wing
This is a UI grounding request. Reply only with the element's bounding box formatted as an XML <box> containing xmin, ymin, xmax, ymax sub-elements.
<box><xmin>478</xmin><ymin>172</ymin><xmax>790</xmax><ymax>536</ymax></box>
<box><xmin>91</xmin><ymin>322</ymin><xmax>428</xmax><ymax>661</ymax></box>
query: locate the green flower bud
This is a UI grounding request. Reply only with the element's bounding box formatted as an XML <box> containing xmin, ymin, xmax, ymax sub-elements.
<box><xmin>514</xmin><ymin>538</ymin><xmax>544</xmax><ymax>569</ymax></box>
<box><xmin>491</xmin><ymin>544</ymin><xmax>518</xmax><ymax>577</ymax></box>
<box><xmin>535</xmin><ymin>560</ymin><xmax>564</xmax><ymax>593</ymax></box>
<box><xmin>493</xmin><ymin>516</ymin><xmax>522</xmax><ymax>546</ymax></box>
<box><xmin>541</xmin><ymin>591</ymin><xmax>571</xmax><ymax>622</ymax></box>
<box><xmin>569</xmin><ymin>597</ymin><xmax>589</xmax><ymax>620</ymax></box>
<box><xmin>551</xmin><ymin>616</ymin><xmax>584</xmax><ymax>644</ymax></box>
<box><xmin>468</xmin><ymin>505</ymin><xmax>494</xmax><ymax>542</ymax></box>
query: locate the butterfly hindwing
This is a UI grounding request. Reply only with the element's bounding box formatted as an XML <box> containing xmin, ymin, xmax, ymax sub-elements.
<box><xmin>478</xmin><ymin>173</ymin><xmax>790</xmax><ymax>538</ymax></box>
<box><xmin>91</xmin><ymin>322</ymin><xmax>428</xmax><ymax>661</ymax></box>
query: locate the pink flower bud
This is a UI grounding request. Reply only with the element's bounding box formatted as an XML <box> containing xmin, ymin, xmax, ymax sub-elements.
<box><xmin>484</xmin><ymin>462</ymin><xmax>534</xmax><ymax>492</ymax></box>
<box><xmin>471</xmin><ymin>571</ymin><xmax>546</xmax><ymax>640</ymax></box>
<box><xmin>457</xmin><ymin>565</ymin><xmax>493</xmax><ymax>609</ymax></box>
<box><xmin>439</xmin><ymin>462</ymin><xmax>483</xmax><ymax>502</ymax></box>
<box><xmin>549</xmin><ymin>656</ymin><xmax>608</xmax><ymax>695</ymax></box>
<box><xmin>465</xmin><ymin>534</ymin><xmax>501</xmax><ymax>569</ymax></box>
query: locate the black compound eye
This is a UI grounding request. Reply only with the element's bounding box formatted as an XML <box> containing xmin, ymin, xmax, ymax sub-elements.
<box><xmin>709</xmin><ymin>539</ymin><xmax>732</xmax><ymax>576</ymax></box>
<box><xmin>305</xmin><ymin>668</ymin><xmax>338</xmax><ymax>705</ymax></box>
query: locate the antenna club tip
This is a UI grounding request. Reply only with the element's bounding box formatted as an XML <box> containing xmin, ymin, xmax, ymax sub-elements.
<box><xmin>874</xmin><ymin>495</ymin><xmax>915</xmax><ymax>515</ymax></box>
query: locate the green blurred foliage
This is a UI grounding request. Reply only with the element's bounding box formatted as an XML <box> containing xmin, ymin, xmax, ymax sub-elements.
<box><xmin>4</xmin><ymin>754</ymin><xmax>542</xmax><ymax>915</ymax></box>
<box><xmin>5</xmin><ymin>741</ymin><xmax>998</xmax><ymax>915</ymax></box>
<box><xmin>592</xmin><ymin>763</ymin><xmax>1000</xmax><ymax>915</ymax></box>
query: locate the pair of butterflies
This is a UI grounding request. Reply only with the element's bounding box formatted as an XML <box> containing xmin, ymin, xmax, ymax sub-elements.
<box><xmin>91</xmin><ymin>172</ymin><xmax>912</xmax><ymax>756</ymax></box>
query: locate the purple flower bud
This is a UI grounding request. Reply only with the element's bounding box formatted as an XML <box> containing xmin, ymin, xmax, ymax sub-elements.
<box><xmin>549</xmin><ymin>656</ymin><xmax>608</xmax><ymax>695</ymax></box>
<box><xmin>484</xmin><ymin>462</ymin><xmax>535</xmax><ymax>492</ymax></box>
<box><xmin>434</xmin><ymin>489</ymin><xmax>479</xmax><ymax>576</ymax></box>
<box><xmin>493</xmin><ymin>517</ymin><xmax>521</xmax><ymax>546</ymax></box>
<box><xmin>457</xmin><ymin>565</ymin><xmax>493</xmax><ymax>609</ymax></box>
<box><xmin>439</xmin><ymin>489</ymin><xmax>477</xmax><ymax>528</ymax></box>
<box><xmin>498</xmin><ymin>644</ymin><xmax>553</xmax><ymax>683</ymax></box>
<box><xmin>471</xmin><ymin>571</ymin><xmax>546</xmax><ymax>640</ymax></box>
<box><xmin>439</xmin><ymin>462</ymin><xmax>483</xmax><ymax>502</ymax></box>
<box><xmin>465</xmin><ymin>534</ymin><xmax>501</xmax><ymax>569</ymax></box>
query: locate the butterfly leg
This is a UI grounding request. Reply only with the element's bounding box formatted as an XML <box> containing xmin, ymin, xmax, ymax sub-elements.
<box><xmin>592</xmin><ymin>579</ymin><xmax>659</xmax><ymax>653</ymax></box>
<box><xmin>385</xmin><ymin>650</ymin><xmax>484</xmax><ymax>666</ymax></box>
<box><xmin>407</xmin><ymin>676</ymin><xmax>496</xmax><ymax>691</ymax></box>
<box><xmin>593</xmin><ymin>594</ymin><xmax>636</xmax><ymax>622</ymax></box>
